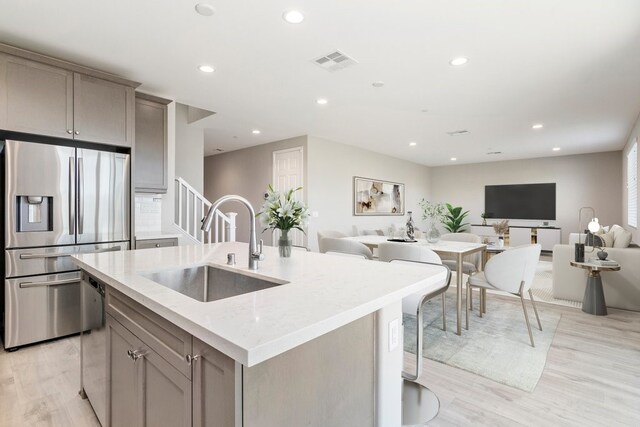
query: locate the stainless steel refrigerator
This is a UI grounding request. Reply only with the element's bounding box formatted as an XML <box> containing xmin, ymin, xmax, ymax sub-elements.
<box><xmin>2</xmin><ymin>139</ymin><xmax>130</xmax><ymax>349</ymax></box>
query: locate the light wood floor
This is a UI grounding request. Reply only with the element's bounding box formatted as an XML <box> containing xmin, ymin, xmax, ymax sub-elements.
<box><xmin>408</xmin><ymin>294</ymin><xmax>640</xmax><ymax>426</ymax></box>
<box><xmin>1</xmin><ymin>295</ymin><xmax>639</xmax><ymax>426</ymax></box>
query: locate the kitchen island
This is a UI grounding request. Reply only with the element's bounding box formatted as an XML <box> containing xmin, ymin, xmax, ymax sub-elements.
<box><xmin>73</xmin><ymin>241</ymin><xmax>447</xmax><ymax>427</ymax></box>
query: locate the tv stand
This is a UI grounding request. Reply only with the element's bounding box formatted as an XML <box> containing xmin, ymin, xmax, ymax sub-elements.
<box><xmin>470</xmin><ymin>224</ymin><xmax>561</xmax><ymax>251</ymax></box>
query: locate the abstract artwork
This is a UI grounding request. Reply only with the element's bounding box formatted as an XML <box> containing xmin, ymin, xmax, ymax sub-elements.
<box><xmin>353</xmin><ymin>177</ymin><xmax>404</xmax><ymax>216</ymax></box>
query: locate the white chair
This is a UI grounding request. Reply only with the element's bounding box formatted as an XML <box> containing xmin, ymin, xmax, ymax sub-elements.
<box><xmin>317</xmin><ymin>230</ymin><xmax>348</xmax><ymax>253</ymax></box>
<box><xmin>466</xmin><ymin>244</ymin><xmax>542</xmax><ymax>347</ymax></box>
<box><xmin>378</xmin><ymin>243</ymin><xmax>450</xmax><ymax>331</ymax></box>
<box><xmin>320</xmin><ymin>237</ymin><xmax>373</xmax><ymax>260</ymax></box>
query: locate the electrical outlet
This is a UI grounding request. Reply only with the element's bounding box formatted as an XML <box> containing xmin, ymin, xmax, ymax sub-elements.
<box><xmin>389</xmin><ymin>318</ymin><xmax>399</xmax><ymax>351</ymax></box>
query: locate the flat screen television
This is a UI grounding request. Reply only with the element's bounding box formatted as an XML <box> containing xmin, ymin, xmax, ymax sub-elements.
<box><xmin>484</xmin><ymin>183</ymin><xmax>556</xmax><ymax>220</ymax></box>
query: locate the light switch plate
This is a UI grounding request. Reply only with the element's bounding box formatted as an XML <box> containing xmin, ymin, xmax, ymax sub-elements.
<box><xmin>389</xmin><ymin>318</ymin><xmax>399</xmax><ymax>351</ymax></box>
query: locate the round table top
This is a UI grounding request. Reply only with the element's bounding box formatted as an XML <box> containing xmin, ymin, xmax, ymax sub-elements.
<box><xmin>570</xmin><ymin>260</ymin><xmax>621</xmax><ymax>272</ymax></box>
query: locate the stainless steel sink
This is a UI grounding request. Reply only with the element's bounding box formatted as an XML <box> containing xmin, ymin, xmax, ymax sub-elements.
<box><xmin>141</xmin><ymin>265</ymin><xmax>288</xmax><ymax>302</ymax></box>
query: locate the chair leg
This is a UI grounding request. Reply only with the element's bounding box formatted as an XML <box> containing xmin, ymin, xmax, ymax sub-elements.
<box><xmin>465</xmin><ymin>284</ymin><xmax>470</xmax><ymax>330</ymax></box>
<box><xmin>469</xmin><ymin>287</ymin><xmax>473</xmax><ymax>311</ymax></box>
<box><xmin>528</xmin><ymin>289</ymin><xmax>543</xmax><ymax>331</ymax></box>
<box><xmin>441</xmin><ymin>293</ymin><xmax>447</xmax><ymax>332</ymax></box>
<box><xmin>519</xmin><ymin>293</ymin><xmax>535</xmax><ymax>347</ymax></box>
<box><xmin>479</xmin><ymin>288</ymin><xmax>483</xmax><ymax>318</ymax></box>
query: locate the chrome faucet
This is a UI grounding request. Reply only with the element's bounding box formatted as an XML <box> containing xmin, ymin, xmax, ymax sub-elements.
<box><xmin>201</xmin><ymin>195</ymin><xmax>264</xmax><ymax>270</ymax></box>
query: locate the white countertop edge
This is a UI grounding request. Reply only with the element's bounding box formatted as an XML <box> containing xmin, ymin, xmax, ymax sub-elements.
<box><xmin>73</xmin><ymin>248</ymin><xmax>448</xmax><ymax>367</ymax></box>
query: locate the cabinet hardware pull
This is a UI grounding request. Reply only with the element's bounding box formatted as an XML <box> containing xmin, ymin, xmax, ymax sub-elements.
<box><xmin>75</xmin><ymin>130</ymin><xmax>80</xmax><ymax>135</ymax></box>
<box><xmin>67</xmin><ymin>129</ymin><xmax>73</xmax><ymax>134</ymax></box>
<box><xmin>185</xmin><ymin>354</ymin><xmax>200</xmax><ymax>365</ymax></box>
<box><xmin>127</xmin><ymin>349</ymin><xmax>146</xmax><ymax>362</ymax></box>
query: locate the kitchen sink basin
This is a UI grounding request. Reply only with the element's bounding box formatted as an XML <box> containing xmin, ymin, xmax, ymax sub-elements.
<box><xmin>141</xmin><ymin>264</ymin><xmax>288</xmax><ymax>302</ymax></box>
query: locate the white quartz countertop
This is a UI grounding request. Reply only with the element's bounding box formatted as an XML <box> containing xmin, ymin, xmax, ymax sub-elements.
<box><xmin>72</xmin><ymin>242</ymin><xmax>447</xmax><ymax>367</ymax></box>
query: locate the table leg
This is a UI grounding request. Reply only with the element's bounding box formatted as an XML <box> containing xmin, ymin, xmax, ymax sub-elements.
<box><xmin>582</xmin><ymin>271</ymin><xmax>607</xmax><ymax>316</ymax></box>
<box><xmin>480</xmin><ymin>248</ymin><xmax>487</xmax><ymax>314</ymax></box>
<box><xmin>456</xmin><ymin>253</ymin><xmax>463</xmax><ymax>335</ymax></box>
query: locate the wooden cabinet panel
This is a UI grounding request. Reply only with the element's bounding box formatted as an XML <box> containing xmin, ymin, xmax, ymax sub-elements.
<box><xmin>74</xmin><ymin>73</ymin><xmax>134</xmax><ymax>146</ymax></box>
<box><xmin>135</xmin><ymin>97</ymin><xmax>168</xmax><ymax>193</ymax></box>
<box><xmin>0</xmin><ymin>53</ymin><xmax>73</xmax><ymax>138</ymax></box>
<box><xmin>192</xmin><ymin>338</ymin><xmax>238</xmax><ymax>427</ymax></box>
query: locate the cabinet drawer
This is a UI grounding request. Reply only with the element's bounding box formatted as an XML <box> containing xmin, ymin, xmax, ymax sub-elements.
<box><xmin>106</xmin><ymin>287</ymin><xmax>192</xmax><ymax>379</ymax></box>
<box><xmin>135</xmin><ymin>237</ymin><xmax>178</xmax><ymax>250</ymax></box>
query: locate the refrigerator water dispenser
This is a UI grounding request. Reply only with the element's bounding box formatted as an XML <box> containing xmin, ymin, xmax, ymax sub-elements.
<box><xmin>17</xmin><ymin>195</ymin><xmax>53</xmax><ymax>232</ymax></box>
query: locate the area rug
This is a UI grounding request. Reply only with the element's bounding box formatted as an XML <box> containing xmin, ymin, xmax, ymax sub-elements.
<box><xmin>404</xmin><ymin>293</ymin><xmax>561</xmax><ymax>392</ymax></box>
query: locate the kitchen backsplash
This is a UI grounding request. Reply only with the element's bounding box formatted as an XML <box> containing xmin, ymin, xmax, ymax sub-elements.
<box><xmin>135</xmin><ymin>195</ymin><xmax>163</xmax><ymax>232</ymax></box>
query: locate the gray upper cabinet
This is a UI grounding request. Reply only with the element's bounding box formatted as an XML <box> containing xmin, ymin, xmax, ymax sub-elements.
<box><xmin>135</xmin><ymin>94</ymin><xmax>170</xmax><ymax>193</ymax></box>
<box><xmin>0</xmin><ymin>53</ymin><xmax>74</xmax><ymax>139</ymax></box>
<box><xmin>74</xmin><ymin>73</ymin><xmax>134</xmax><ymax>147</ymax></box>
<box><xmin>0</xmin><ymin>44</ymin><xmax>139</xmax><ymax>146</ymax></box>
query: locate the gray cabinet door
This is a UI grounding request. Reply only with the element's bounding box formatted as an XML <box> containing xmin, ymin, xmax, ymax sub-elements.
<box><xmin>107</xmin><ymin>313</ymin><xmax>192</xmax><ymax>427</ymax></box>
<box><xmin>0</xmin><ymin>53</ymin><xmax>74</xmax><ymax>138</ymax></box>
<box><xmin>107</xmin><ymin>314</ymin><xmax>143</xmax><ymax>427</ymax></box>
<box><xmin>73</xmin><ymin>73</ymin><xmax>134</xmax><ymax>147</ymax></box>
<box><xmin>135</xmin><ymin>97</ymin><xmax>168</xmax><ymax>193</ymax></box>
<box><xmin>192</xmin><ymin>338</ymin><xmax>237</xmax><ymax>427</ymax></box>
<box><xmin>135</xmin><ymin>237</ymin><xmax>178</xmax><ymax>250</ymax></box>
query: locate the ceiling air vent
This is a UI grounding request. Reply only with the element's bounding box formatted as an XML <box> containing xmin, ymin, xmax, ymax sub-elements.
<box><xmin>487</xmin><ymin>151</ymin><xmax>502</xmax><ymax>155</ymax></box>
<box><xmin>447</xmin><ymin>130</ymin><xmax>470</xmax><ymax>136</ymax></box>
<box><xmin>312</xmin><ymin>50</ymin><xmax>358</xmax><ymax>72</ymax></box>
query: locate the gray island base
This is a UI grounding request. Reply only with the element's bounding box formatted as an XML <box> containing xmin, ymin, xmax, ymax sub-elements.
<box><xmin>73</xmin><ymin>242</ymin><xmax>446</xmax><ymax>426</ymax></box>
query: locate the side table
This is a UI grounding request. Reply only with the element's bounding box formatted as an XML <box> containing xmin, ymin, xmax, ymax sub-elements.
<box><xmin>569</xmin><ymin>261</ymin><xmax>621</xmax><ymax>316</ymax></box>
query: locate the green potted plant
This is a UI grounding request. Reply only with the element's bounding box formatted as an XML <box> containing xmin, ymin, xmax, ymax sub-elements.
<box><xmin>258</xmin><ymin>185</ymin><xmax>309</xmax><ymax>257</ymax></box>
<box><xmin>481</xmin><ymin>212</ymin><xmax>488</xmax><ymax>226</ymax></box>
<box><xmin>442</xmin><ymin>203</ymin><xmax>469</xmax><ymax>233</ymax></box>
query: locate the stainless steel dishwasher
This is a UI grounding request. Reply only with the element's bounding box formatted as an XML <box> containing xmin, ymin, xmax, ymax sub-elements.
<box><xmin>80</xmin><ymin>272</ymin><xmax>106</xmax><ymax>426</ymax></box>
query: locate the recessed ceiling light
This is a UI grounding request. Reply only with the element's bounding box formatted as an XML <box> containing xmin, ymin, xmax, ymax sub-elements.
<box><xmin>283</xmin><ymin>10</ymin><xmax>304</xmax><ymax>24</ymax></box>
<box><xmin>552</xmin><ymin>147</ymin><xmax>561</xmax><ymax>151</ymax></box>
<box><xmin>316</xmin><ymin>98</ymin><xmax>328</xmax><ymax>105</ymax></box>
<box><xmin>449</xmin><ymin>57</ymin><xmax>468</xmax><ymax>66</ymax></box>
<box><xmin>198</xmin><ymin>65</ymin><xmax>215</xmax><ymax>73</ymax></box>
<box><xmin>450</xmin><ymin>157</ymin><xmax>457</xmax><ymax>161</ymax></box>
<box><xmin>409</xmin><ymin>142</ymin><xmax>417</xmax><ymax>147</ymax></box>
<box><xmin>532</xmin><ymin>123</ymin><xmax>544</xmax><ymax>129</ymax></box>
<box><xmin>372</xmin><ymin>81</ymin><xmax>385</xmax><ymax>88</ymax></box>
<box><xmin>194</xmin><ymin>3</ymin><xmax>216</xmax><ymax>16</ymax></box>
<box><xmin>252</xmin><ymin>130</ymin><xmax>261</xmax><ymax>135</ymax></box>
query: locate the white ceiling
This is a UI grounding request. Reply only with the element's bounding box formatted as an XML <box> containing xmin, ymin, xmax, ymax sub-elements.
<box><xmin>1</xmin><ymin>0</ymin><xmax>639</xmax><ymax>165</ymax></box>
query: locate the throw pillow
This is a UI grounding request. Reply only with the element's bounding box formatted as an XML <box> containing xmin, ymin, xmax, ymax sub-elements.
<box><xmin>599</xmin><ymin>231</ymin><xmax>615</xmax><ymax>248</ymax></box>
<box><xmin>611</xmin><ymin>224</ymin><xmax>632</xmax><ymax>248</ymax></box>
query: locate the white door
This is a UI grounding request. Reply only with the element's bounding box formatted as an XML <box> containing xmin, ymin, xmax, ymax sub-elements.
<box><xmin>272</xmin><ymin>147</ymin><xmax>304</xmax><ymax>247</ymax></box>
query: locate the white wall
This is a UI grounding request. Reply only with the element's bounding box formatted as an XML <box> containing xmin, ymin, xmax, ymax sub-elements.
<box><xmin>622</xmin><ymin>113</ymin><xmax>640</xmax><ymax>243</ymax></box>
<box><xmin>429</xmin><ymin>151</ymin><xmax>623</xmax><ymax>244</ymax></box>
<box><xmin>306</xmin><ymin>136</ymin><xmax>431</xmax><ymax>251</ymax></box>
<box><xmin>204</xmin><ymin>136</ymin><xmax>308</xmax><ymax>245</ymax></box>
<box><xmin>174</xmin><ymin>103</ymin><xmax>204</xmax><ymax>194</ymax></box>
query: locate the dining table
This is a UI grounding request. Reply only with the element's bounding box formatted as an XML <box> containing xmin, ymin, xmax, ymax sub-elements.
<box><xmin>346</xmin><ymin>235</ymin><xmax>487</xmax><ymax>335</ymax></box>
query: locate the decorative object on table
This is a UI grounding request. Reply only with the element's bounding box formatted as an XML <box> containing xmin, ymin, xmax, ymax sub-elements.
<box><xmin>442</xmin><ymin>203</ymin><xmax>469</xmax><ymax>233</ymax></box>
<box><xmin>419</xmin><ymin>199</ymin><xmax>445</xmax><ymax>243</ymax></box>
<box><xmin>353</xmin><ymin>177</ymin><xmax>404</xmax><ymax>216</ymax></box>
<box><xmin>492</xmin><ymin>219</ymin><xmax>509</xmax><ymax>247</ymax></box>
<box><xmin>258</xmin><ymin>185</ymin><xmax>309</xmax><ymax>257</ymax></box>
<box><xmin>596</xmin><ymin>247</ymin><xmax>608</xmax><ymax>260</ymax></box>
<box><xmin>575</xmin><ymin>242</ymin><xmax>585</xmax><ymax>262</ymax></box>
<box><xmin>406</xmin><ymin>211</ymin><xmax>415</xmax><ymax>240</ymax></box>
<box><xmin>577</xmin><ymin>206</ymin><xmax>601</xmax><ymax>255</ymax></box>
<box><xmin>481</xmin><ymin>212</ymin><xmax>488</xmax><ymax>226</ymax></box>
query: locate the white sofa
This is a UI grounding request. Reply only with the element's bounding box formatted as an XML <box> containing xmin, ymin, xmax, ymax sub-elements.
<box><xmin>552</xmin><ymin>244</ymin><xmax>640</xmax><ymax>311</ymax></box>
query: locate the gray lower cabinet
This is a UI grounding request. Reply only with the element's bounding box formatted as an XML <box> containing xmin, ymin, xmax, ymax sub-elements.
<box><xmin>192</xmin><ymin>338</ymin><xmax>237</xmax><ymax>427</ymax></box>
<box><xmin>107</xmin><ymin>313</ymin><xmax>193</xmax><ymax>427</ymax></box>
<box><xmin>0</xmin><ymin>51</ymin><xmax>135</xmax><ymax>146</ymax></box>
<box><xmin>135</xmin><ymin>237</ymin><xmax>178</xmax><ymax>250</ymax></box>
<box><xmin>135</xmin><ymin>94</ymin><xmax>170</xmax><ymax>193</ymax></box>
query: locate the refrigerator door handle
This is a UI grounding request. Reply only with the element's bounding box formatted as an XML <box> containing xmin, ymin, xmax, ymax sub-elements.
<box><xmin>19</xmin><ymin>278</ymin><xmax>79</xmax><ymax>288</ymax></box>
<box><xmin>69</xmin><ymin>157</ymin><xmax>75</xmax><ymax>235</ymax></box>
<box><xmin>20</xmin><ymin>253</ymin><xmax>72</xmax><ymax>260</ymax></box>
<box><xmin>78</xmin><ymin>157</ymin><xmax>84</xmax><ymax>235</ymax></box>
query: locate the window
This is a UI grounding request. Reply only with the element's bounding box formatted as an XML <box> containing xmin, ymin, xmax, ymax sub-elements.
<box><xmin>628</xmin><ymin>140</ymin><xmax>638</xmax><ymax>228</ymax></box>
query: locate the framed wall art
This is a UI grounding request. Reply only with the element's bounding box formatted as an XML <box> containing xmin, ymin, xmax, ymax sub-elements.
<box><xmin>353</xmin><ymin>177</ymin><xmax>404</xmax><ymax>216</ymax></box>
